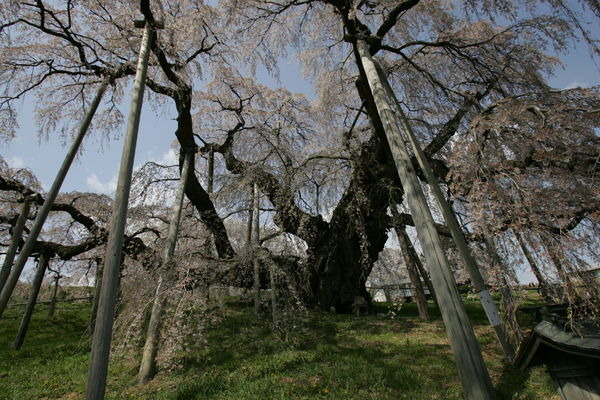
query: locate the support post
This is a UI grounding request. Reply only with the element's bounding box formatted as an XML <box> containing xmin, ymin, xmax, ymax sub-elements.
<box><xmin>138</xmin><ymin>152</ymin><xmax>192</xmax><ymax>384</ymax></box>
<box><xmin>207</xmin><ymin>148</ymin><xmax>214</xmax><ymax>195</ymax></box>
<box><xmin>48</xmin><ymin>273</ymin><xmax>60</xmax><ymax>317</ymax></box>
<box><xmin>88</xmin><ymin>259</ymin><xmax>103</xmax><ymax>334</ymax></box>
<box><xmin>252</xmin><ymin>183</ymin><xmax>261</xmax><ymax>316</ymax></box>
<box><xmin>391</xmin><ymin>210</ymin><xmax>429</xmax><ymax>320</ymax></box>
<box><xmin>374</xmin><ymin>59</ymin><xmax>514</xmax><ymax>360</ymax></box>
<box><xmin>13</xmin><ymin>251</ymin><xmax>51</xmax><ymax>350</ymax></box>
<box><xmin>483</xmin><ymin>235</ymin><xmax>523</xmax><ymax>344</ymax></box>
<box><xmin>0</xmin><ymin>198</ymin><xmax>32</xmax><ymax>293</ymax></box>
<box><xmin>0</xmin><ymin>78</ymin><xmax>109</xmax><ymax>319</ymax></box>
<box><xmin>356</xmin><ymin>39</ymin><xmax>495</xmax><ymax>400</ymax></box>
<box><xmin>85</xmin><ymin>22</ymin><xmax>153</xmax><ymax>400</ymax></box>
<box><xmin>514</xmin><ymin>231</ymin><xmax>552</xmax><ymax>302</ymax></box>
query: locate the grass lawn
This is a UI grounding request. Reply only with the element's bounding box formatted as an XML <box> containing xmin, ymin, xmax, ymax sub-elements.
<box><xmin>0</xmin><ymin>295</ymin><xmax>558</xmax><ymax>399</ymax></box>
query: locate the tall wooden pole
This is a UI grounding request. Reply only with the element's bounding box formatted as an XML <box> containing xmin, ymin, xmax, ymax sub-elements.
<box><xmin>514</xmin><ymin>231</ymin><xmax>552</xmax><ymax>302</ymax></box>
<box><xmin>374</xmin><ymin>59</ymin><xmax>514</xmax><ymax>360</ymax></box>
<box><xmin>139</xmin><ymin>152</ymin><xmax>192</xmax><ymax>384</ymax></box>
<box><xmin>252</xmin><ymin>183</ymin><xmax>261</xmax><ymax>315</ymax></box>
<box><xmin>85</xmin><ymin>22</ymin><xmax>153</xmax><ymax>400</ymax></box>
<box><xmin>400</xmin><ymin>229</ymin><xmax>438</xmax><ymax>307</ymax></box>
<box><xmin>48</xmin><ymin>273</ymin><xmax>60</xmax><ymax>317</ymax></box>
<box><xmin>207</xmin><ymin>148</ymin><xmax>214</xmax><ymax>195</ymax></box>
<box><xmin>88</xmin><ymin>259</ymin><xmax>103</xmax><ymax>335</ymax></box>
<box><xmin>13</xmin><ymin>252</ymin><xmax>51</xmax><ymax>350</ymax></box>
<box><xmin>0</xmin><ymin>78</ymin><xmax>109</xmax><ymax>319</ymax></box>
<box><xmin>0</xmin><ymin>198</ymin><xmax>32</xmax><ymax>293</ymax></box>
<box><xmin>391</xmin><ymin>211</ymin><xmax>429</xmax><ymax>320</ymax></box>
<box><xmin>482</xmin><ymin>235</ymin><xmax>523</xmax><ymax>343</ymax></box>
<box><xmin>356</xmin><ymin>38</ymin><xmax>495</xmax><ymax>400</ymax></box>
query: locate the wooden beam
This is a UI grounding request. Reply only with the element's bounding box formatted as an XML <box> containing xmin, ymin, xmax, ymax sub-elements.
<box><xmin>356</xmin><ymin>38</ymin><xmax>495</xmax><ymax>400</ymax></box>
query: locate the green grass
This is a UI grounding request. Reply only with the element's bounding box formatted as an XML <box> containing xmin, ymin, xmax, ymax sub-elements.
<box><xmin>0</xmin><ymin>296</ymin><xmax>559</xmax><ymax>400</ymax></box>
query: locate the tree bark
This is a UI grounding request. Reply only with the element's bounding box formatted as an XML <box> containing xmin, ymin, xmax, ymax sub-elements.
<box><xmin>0</xmin><ymin>199</ymin><xmax>32</xmax><ymax>293</ymax></box>
<box><xmin>139</xmin><ymin>151</ymin><xmax>192</xmax><ymax>384</ymax></box>
<box><xmin>13</xmin><ymin>251</ymin><xmax>51</xmax><ymax>350</ymax></box>
<box><xmin>356</xmin><ymin>38</ymin><xmax>495</xmax><ymax>400</ymax></box>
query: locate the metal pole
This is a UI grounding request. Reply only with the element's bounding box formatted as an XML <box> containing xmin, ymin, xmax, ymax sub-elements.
<box><xmin>373</xmin><ymin>60</ymin><xmax>515</xmax><ymax>360</ymax></box>
<box><xmin>138</xmin><ymin>151</ymin><xmax>192</xmax><ymax>384</ymax></box>
<box><xmin>0</xmin><ymin>79</ymin><xmax>109</xmax><ymax>319</ymax></box>
<box><xmin>0</xmin><ymin>198</ymin><xmax>32</xmax><ymax>293</ymax></box>
<box><xmin>356</xmin><ymin>39</ymin><xmax>495</xmax><ymax>400</ymax></box>
<box><xmin>85</xmin><ymin>22</ymin><xmax>153</xmax><ymax>400</ymax></box>
<box><xmin>13</xmin><ymin>252</ymin><xmax>50</xmax><ymax>350</ymax></box>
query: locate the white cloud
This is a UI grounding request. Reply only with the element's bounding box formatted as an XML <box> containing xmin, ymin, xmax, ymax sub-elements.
<box><xmin>86</xmin><ymin>173</ymin><xmax>117</xmax><ymax>194</ymax></box>
<box><xmin>563</xmin><ymin>80</ymin><xmax>588</xmax><ymax>90</ymax></box>
<box><xmin>157</xmin><ymin>148</ymin><xmax>178</xmax><ymax>165</ymax></box>
<box><xmin>7</xmin><ymin>156</ymin><xmax>25</xmax><ymax>168</ymax></box>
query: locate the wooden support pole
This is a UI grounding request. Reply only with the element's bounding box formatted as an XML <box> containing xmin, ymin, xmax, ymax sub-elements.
<box><xmin>207</xmin><ymin>148</ymin><xmax>214</xmax><ymax>195</ymax></box>
<box><xmin>514</xmin><ymin>231</ymin><xmax>552</xmax><ymax>302</ymax></box>
<box><xmin>88</xmin><ymin>259</ymin><xmax>103</xmax><ymax>334</ymax></box>
<box><xmin>13</xmin><ymin>252</ymin><xmax>50</xmax><ymax>350</ymax></box>
<box><xmin>138</xmin><ymin>152</ymin><xmax>192</xmax><ymax>384</ymax></box>
<box><xmin>85</xmin><ymin>22</ymin><xmax>153</xmax><ymax>400</ymax></box>
<box><xmin>391</xmin><ymin>209</ymin><xmax>429</xmax><ymax>320</ymax></box>
<box><xmin>48</xmin><ymin>273</ymin><xmax>60</xmax><ymax>317</ymax></box>
<box><xmin>482</xmin><ymin>235</ymin><xmax>523</xmax><ymax>343</ymax></box>
<box><xmin>0</xmin><ymin>198</ymin><xmax>32</xmax><ymax>293</ymax></box>
<box><xmin>252</xmin><ymin>183</ymin><xmax>261</xmax><ymax>316</ymax></box>
<box><xmin>356</xmin><ymin>39</ymin><xmax>495</xmax><ymax>400</ymax></box>
<box><xmin>373</xmin><ymin>59</ymin><xmax>514</xmax><ymax>360</ymax></box>
<box><xmin>0</xmin><ymin>79</ymin><xmax>109</xmax><ymax>319</ymax></box>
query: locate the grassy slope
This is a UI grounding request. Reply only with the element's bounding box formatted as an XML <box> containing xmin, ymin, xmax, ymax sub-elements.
<box><xmin>0</xmin><ymin>297</ymin><xmax>558</xmax><ymax>400</ymax></box>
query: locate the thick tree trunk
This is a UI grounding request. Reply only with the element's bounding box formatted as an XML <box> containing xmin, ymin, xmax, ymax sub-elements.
<box><xmin>393</xmin><ymin>213</ymin><xmax>429</xmax><ymax>320</ymax></box>
<box><xmin>0</xmin><ymin>199</ymin><xmax>32</xmax><ymax>294</ymax></box>
<box><xmin>138</xmin><ymin>152</ymin><xmax>192</xmax><ymax>384</ymax></box>
<box><xmin>13</xmin><ymin>252</ymin><xmax>50</xmax><ymax>350</ymax></box>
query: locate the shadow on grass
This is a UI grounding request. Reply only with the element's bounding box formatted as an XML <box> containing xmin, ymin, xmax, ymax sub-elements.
<box><xmin>495</xmin><ymin>363</ymin><xmax>532</xmax><ymax>400</ymax></box>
